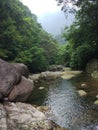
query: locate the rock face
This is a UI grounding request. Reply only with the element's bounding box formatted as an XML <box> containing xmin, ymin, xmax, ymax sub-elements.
<box><xmin>8</xmin><ymin>77</ymin><xmax>34</xmax><ymax>102</ymax></box>
<box><xmin>0</xmin><ymin>102</ymin><xmax>66</xmax><ymax>130</ymax></box>
<box><xmin>12</xmin><ymin>63</ymin><xmax>29</xmax><ymax>78</ymax></box>
<box><xmin>0</xmin><ymin>58</ymin><xmax>34</xmax><ymax>101</ymax></box>
<box><xmin>0</xmin><ymin>59</ymin><xmax>21</xmax><ymax>99</ymax></box>
<box><xmin>0</xmin><ymin>103</ymin><xmax>7</xmax><ymax>130</ymax></box>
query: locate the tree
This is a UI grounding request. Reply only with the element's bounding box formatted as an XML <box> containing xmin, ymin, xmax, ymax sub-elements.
<box><xmin>0</xmin><ymin>0</ymin><xmax>61</xmax><ymax>72</ymax></box>
<box><xmin>62</xmin><ymin>0</ymin><xmax>98</xmax><ymax>70</ymax></box>
<box><xmin>15</xmin><ymin>46</ymin><xmax>48</xmax><ymax>72</ymax></box>
<box><xmin>70</xmin><ymin>44</ymin><xmax>95</xmax><ymax>70</ymax></box>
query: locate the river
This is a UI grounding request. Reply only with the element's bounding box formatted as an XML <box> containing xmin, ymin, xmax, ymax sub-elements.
<box><xmin>30</xmin><ymin>73</ymin><xmax>98</xmax><ymax>130</ymax></box>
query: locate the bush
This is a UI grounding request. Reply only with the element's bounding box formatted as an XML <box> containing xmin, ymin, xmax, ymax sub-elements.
<box><xmin>15</xmin><ymin>46</ymin><xmax>49</xmax><ymax>73</ymax></box>
<box><xmin>70</xmin><ymin>44</ymin><xmax>95</xmax><ymax>70</ymax></box>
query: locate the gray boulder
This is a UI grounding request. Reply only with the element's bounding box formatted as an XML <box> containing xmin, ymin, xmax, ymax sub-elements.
<box><xmin>0</xmin><ymin>58</ymin><xmax>34</xmax><ymax>102</ymax></box>
<box><xmin>8</xmin><ymin>76</ymin><xmax>34</xmax><ymax>102</ymax></box>
<box><xmin>12</xmin><ymin>63</ymin><xmax>29</xmax><ymax>78</ymax></box>
<box><xmin>0</xmin><ymin>59</ymin><xmax>21</xmax><ymax>99</ymax></box>
<box><xmin>0</xmin><ymin>102</ymin><xmax>67</xmax><ymax>130</ymax></box>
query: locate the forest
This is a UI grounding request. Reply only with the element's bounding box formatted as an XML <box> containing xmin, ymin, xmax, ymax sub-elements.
<box><xmin>0</xmin><ymin>0</ymin><xmax>98</xmax><ymax>72</ymax></box>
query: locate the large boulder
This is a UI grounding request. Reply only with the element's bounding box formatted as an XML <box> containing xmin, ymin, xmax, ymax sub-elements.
<box><xmin>8</xmin><ymin>76</ymin><xmax>34</xmax><ymax>102</ymax></box>
<box><xmin>91</xmin><ymin>70</ymin><xmax>98</xmax><ymax>78</ymax></box>
<box><xmin>12</xmin><ymin>63</ymin><xmax>29</xmax><ymax>78</ymax></box>
<box><xmin>0</xmin><ymin>58</ymin><xmax>34</xmax><ymax>102</ymax></box>
<box><xmin>0</xmin><ymin>59</ymin><xmax>21</xmax><ymax>99</ymax></box>
<box><xmin>0</xmin><ymin>102</ymin><xmax>67</xmax><ymax>130</ymax></box>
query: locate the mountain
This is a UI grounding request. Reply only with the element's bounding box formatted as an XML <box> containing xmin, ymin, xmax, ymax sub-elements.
<box><xmin>38</xmin><ymin>11</ymin><xmax>74</xmax><ymax>35</ymax></box>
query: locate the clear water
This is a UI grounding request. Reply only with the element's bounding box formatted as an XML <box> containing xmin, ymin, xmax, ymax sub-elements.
<box><xmin>30</xmin><ymin>74</ymin><xmax>98</xmax><ymax>130</ymax></box>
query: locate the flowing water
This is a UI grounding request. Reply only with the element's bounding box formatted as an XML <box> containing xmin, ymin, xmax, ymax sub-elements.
<box><xmin>31</xmin><ymin>73</ymin><xmax>98</xmax><ymax>130</ymax></box>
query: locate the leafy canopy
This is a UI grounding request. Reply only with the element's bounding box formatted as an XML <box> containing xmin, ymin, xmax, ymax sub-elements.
<box><xmin>61</xmin><ymin>0</ymin><xmax>98</xmax><ymax>70</ymax></box>
<box><xmin>0</xmin><ymin>0</ymin><xmax>61</xmax><ymax>72</ymax></box>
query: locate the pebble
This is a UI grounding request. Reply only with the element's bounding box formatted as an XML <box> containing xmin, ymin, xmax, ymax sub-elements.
<box><xmin>77</xmin><ymin>90</ymin><xmax>87</xmax><ymax>96</ymax></box>
<box><xmin>39</xmin><ymin>87</ymin><xmax>45</xmax><ymax>90</ymax></box>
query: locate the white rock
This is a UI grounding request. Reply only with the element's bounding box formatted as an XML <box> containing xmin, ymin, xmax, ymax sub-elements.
<box><xmin>39</xmin><ymin>87</ymin><xmax>45</xmax><ymax>90</ymax></box>
<box><xmin>96</xmin><ymin>95</ymin><xmax>98</xmax><ymax>99</ymax></box>
<box><xmin>81</xmin><ymin>83</ymin><xmax>87</xmax><ymax>87</ymax></box>
<box><xmin>77</xmin><ymin>90</ymin><xmax>87</xmax><ymax>96</ymax></box>
<box><xmin>94</xmin><ymin>100</ymin><xmax>98</xmax><ymax>105</ymax></box>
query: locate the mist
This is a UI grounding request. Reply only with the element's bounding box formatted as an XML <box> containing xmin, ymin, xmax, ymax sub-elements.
<box><xmin>38</xmin><ymin>11</ymin><xmax>74</xmax><ymax>35</ymax></box>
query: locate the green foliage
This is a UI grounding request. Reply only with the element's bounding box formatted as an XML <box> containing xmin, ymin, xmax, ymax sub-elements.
<box><xmin>38</xmin><ymin>31</ymin><xmax>59</xmax><ymax>65</ymax></box>
<box><xmin>55</xmin><ymin>44</ymin><xmax>66</xmax><ymax>65</ymax></box>
<box><xmin>15</xmin><ymin>47</ymin><xmax>48</xmax><ymax>72</ymax></box>
<box><xmin>55</xmin><ymin>43</ymin><xmax>72</xmax><ymax>66</ymax></box>
<box><xmin>63</xmin><ymin>44</ymin><xmax>71</xmax><ymax>66</ymax></box>
<box><xmin>62</xmin><ymin>0</ymin><xmax>98</xmax><ymax>70</ymax></box>
<box><xmin>70</xmin><ymin>44</ymin><xmax>95</xmax><ymax>70</ymax></box>
<box><xmin>0</xmin><ymin>0</ymin><xmax>60</xmax><ymax>72</ymax></box>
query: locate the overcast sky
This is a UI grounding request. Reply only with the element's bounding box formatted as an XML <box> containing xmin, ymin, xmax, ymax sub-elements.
<box><xmin>20</xmin><ymin>0</ymin><xmax>74</xmax><ymax>35</ymax></box>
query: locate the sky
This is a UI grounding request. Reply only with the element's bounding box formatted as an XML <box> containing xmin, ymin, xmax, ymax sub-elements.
<box><xmin>20</xmin><ymin>0</ymin><xmax>74</xmax><ymax>35</ymax></box>
<box><xmin>20</xmin><ymin>0</ymin><xmax>61</xmax><ymax>17</ymax></box>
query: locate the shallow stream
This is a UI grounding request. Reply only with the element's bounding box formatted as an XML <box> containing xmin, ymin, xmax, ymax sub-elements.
<box><xmin>31</xmin><ymin>73</ymin><xmax>98</xmax><ymax>130</ymax></box>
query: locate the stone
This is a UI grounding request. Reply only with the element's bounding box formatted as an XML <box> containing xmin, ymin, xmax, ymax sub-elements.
<box><xmin>12</xmin><ymin>63</ymin><xmax>29</xmax><ymax>78</ymax></box>
<box><xmin>77</xmin><ymin>90</ymin><xmax>87</xmax><ymax>96</ymax></box>
<box><xmin>40</xmin><ymin>71</ymin><xmax>61</xmax><ymax>80</ymax></box>
<box><xmin>0</xmin><ymin>102</ymin><xmax>67</xmax><ymax>130</ymax></box>
<box><xmin>80</xmin><ymin>83</ymin><xmax>88</xmax><ymax>88</ymax></box>
<box><xmin>94</xmin><ymin>100</ymin><xmax>98</xmax><ymax>105</ymax></box>
<box><xmin>0</xmin><ymin>59</ymin><xmax>21</xmax><ymax>99</ymax></box>
<box><xmin>37</xmin><ymin>106</ymin><xmax>50</xmax><ymax>113</ymax></box>
<box><xmin>91</xmin><ymin>70</ymin><xmax>98</xmax><ymax>78</ymax></box>
<box><xmin>39</xmin><ymin>87</ymin><xmax>45</xmax><ymax>90</ymax></box>
<box><xmin>96</xmin><ymin>95</ymin><xmax>98</xmax><ymax>99</ymax></box>
<box><xmin>0</xmin><ymin>59</ymin><xmax>34</xmax><ymax>102</ymax></box>
<box><xmin>0</xmin><ymin>103</ymin><xmax>7</xmax><ymax>130</ymax></box>
<box><xmin>8</xmin><ymin>76</ymin><xmax>34</xmax><ymax>102</ymax></box>
<box><xmin>30</xmin><ymin>70</ymin><xmax>82</xmax><ymax>82</ymax></box>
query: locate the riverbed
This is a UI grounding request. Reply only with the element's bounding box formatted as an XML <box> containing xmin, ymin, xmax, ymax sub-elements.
<box><xmin>30</xmin><ymin>73</ymin><xmax>98</xmax><ymax>130</ymax></box>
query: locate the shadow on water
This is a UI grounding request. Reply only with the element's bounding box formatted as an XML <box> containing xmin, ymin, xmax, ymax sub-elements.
<box><xmin>30</xmin><ymin>73</ymin><xmax>98</xmax><ymax>130</ymax></box>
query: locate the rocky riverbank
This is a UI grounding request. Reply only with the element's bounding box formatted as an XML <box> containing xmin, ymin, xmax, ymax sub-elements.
<box><xmin>29</xmin><ymin>68</ymin><xmax>82</xmax><ymax>82</ymax></box>
<box><xmin>0</xmin><ymin>102</ymin><xmax>67</xmax><ymax>130</ymax></box>
<box><xmin>0</xmin><ymin>59</ymin><xmax>67</xmax><ymax>130</ymax></box>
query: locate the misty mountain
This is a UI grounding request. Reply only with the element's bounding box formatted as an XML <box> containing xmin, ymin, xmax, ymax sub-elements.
<box><xmin>38</xmin><ymin>11</ymin><xmax>74</xmax><ymax>35</ymax></box>
<box><xmin>54</xmin><ymin>34</ymin><xmax>66</xmax><ymax>44</ymax></box>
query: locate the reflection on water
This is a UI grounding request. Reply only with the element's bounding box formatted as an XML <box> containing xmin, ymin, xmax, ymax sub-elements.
<box><xmin>31</xmin><ymin>74</ymin><xmax>98</xmax><ymax>130</ymax></box>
